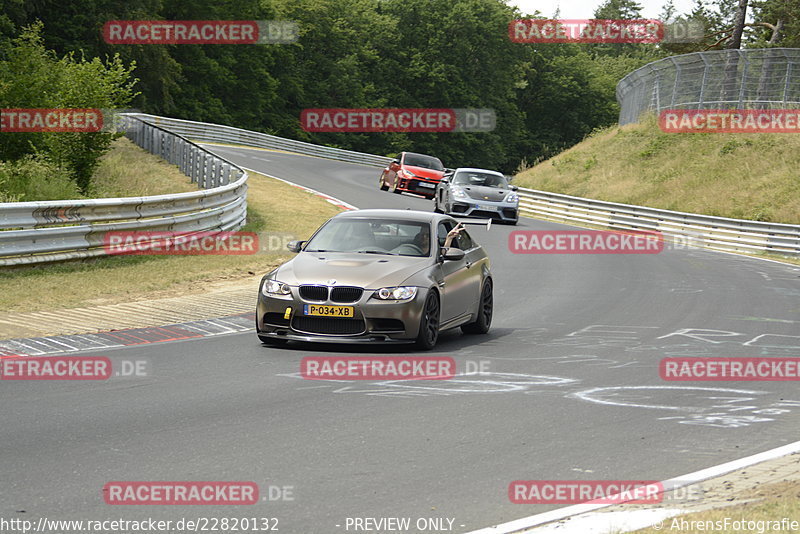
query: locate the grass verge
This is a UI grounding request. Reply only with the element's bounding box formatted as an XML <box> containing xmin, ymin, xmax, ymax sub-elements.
<box><xmin>89</xmin><ymin>137</ymin><xmax>199</xmax><ymax>197</ymax></box>
<box><xmin>0</xmin><ymin>143</ymin><xmax>342</xmax><ymax>313</ymax></box>
<box><xmin>514</xmin><ymin>114</ymin><xmax>800</xmax><ymax>225</ymax></box>
<box><xmin>632</xmin><ymin>479</ymin><xmax>800</xmax><ymax>533</ymax></box>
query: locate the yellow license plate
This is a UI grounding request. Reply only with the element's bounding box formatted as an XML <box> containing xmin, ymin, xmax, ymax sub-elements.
<box><xmin>303</xmin><ymin>305</ymin><xmax>354</xmax><ymax>318</ymax></box>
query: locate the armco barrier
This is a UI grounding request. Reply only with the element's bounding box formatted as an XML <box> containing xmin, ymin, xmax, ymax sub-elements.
<box><xmin>516</xmin><ymin>189</ymin><xmax>800</xmax><ymax>257</ymax></box>
<box><xmin>1</xmin><ymin>113</ymin><xmax>798</xmax><ymax>265</ymax></box>
<box><xmin>129</xmin><ymin>113</ymin><xmax>393</xmax><ymax>168</ymax></box>
<box><xmin>136</xmin><ymin>113</ymin><xmax>797</xmax><ymax>256</ymax></box>
<box><xmin>0</xmin><ymin>115</ymin><xmax>248</xmax><ymax>266</ymax></box>
<box><xmin>135</xmin><ymin>115</ymin><xmax>798</xmax><ymax>257</ymax></box>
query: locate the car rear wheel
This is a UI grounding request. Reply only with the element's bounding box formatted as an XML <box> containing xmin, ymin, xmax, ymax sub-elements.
<box><xmin>461</xmin><ymin>279</ymin><xmax>492</xmax><ymax>335</ymax></box>
<box><xmin>258</xmin><ymin>335</ymin><xmax>288</xmax><ymax>346</ymax></box>
<box><xmin>415</xmin><ymin>291</ymin><xmax>440</xmax><ymax>350</ymax></box>
<box><xmin>379</xmin><ymin>174</ymin><xmax>389</xmax><ymax>191</ymax></box>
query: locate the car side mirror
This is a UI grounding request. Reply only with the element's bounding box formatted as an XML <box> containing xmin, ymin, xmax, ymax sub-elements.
<box><xmin>440</xmin><ymin>178</ymin><xmax>449</xmax><ymax>184</ymax></box>
<box><xmin>441</xmin><ymin>247</ymin><xmax>465</xmax><ymax>261</ymax></box>
<box><xmin>511</xmin><ymin>185</ymin><xmax>518</xmax><ymax>191</ymax></box>
<box><xmin>287</xmin><ymin>240</ymin><xmax>305</xmax><ymax>253</ymax></box>
<box><xmin>392</xmin><ymin>159</ymin><xmax>400</xmax><ymax>165</ymax></box>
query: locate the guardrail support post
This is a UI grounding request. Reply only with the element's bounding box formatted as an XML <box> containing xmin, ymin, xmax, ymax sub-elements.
<box><xmin>221</xmin><ymin>163</ymin><xmax>230</xmax><ymax>185</ymax></box>
<box><xmin>209</xmin><ymin>158</ymin><xmax>218</xmax><ymax>188</ymax></box>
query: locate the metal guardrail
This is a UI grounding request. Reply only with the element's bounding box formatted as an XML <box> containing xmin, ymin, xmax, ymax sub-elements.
<box><xmin>2</xmin><ymin>112</ymin><xmax>797</xmax><ymax>265</ymax></box>
<box><xmin>516</xmin><ymin>188</ymin><xmax>800</xmax><ymax>257</ymax></box>
<box><xmin>130</xmin><ymin>113</ymin><xmax>393</xmax><ymax>168</ymax></box>
<box><xmin>617</xmin><ymin>48</ymin><xmax>800</xmax><ymax>125</ymax></box>
<box><xmin>0</xmin><ymin>115</ymin><xmax>248</xmax><ymax>266</ymax></box>
<box><xmin>140</xmin><ymin>114</ymin><xmax>798</xmax><ymax>258</ymax></box>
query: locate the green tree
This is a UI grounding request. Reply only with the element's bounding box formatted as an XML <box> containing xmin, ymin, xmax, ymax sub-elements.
<box><xmin>751</xmin><ymin>0</ymin><xmax>799</xmax><ymax>46</ymax></box>
<box><xmin>0</xmin><ymin>0</ymin><xmax>665</xmax><ymax>179</ymax></box>
<box><xmin>365</xmin><ymin>0</ymin><xmax>529</xmax><ymax>170</ymax></box>
<box><xmin>0</xmin><ymin>22</ymin><xmax>138</xmax><ymax>192</ymax></box>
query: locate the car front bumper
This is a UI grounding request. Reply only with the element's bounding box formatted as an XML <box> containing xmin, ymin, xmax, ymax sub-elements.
<box><xmin>399</xmin><ymin>178</ymin><xmax>438</xmax><ymax>196</ymax></box>
<box><xmin>256</xmin><ymin>286</ymin><xmax>430</xmax><ymax>343</ymax></box>
<box><xmin>448</xmin><ymin>200</ymin><xmax>519</xmax><ymax>222</ymax></box>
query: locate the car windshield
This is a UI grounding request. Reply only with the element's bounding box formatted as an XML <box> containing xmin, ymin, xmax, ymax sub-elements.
<box><xmin>452</xmin><ymin>171</ymin><xmax>508</xmax><ymax>188</ymax></box>
<box><xmin>403</xmin><ymin>153</ymin><xmax>444</xmax><ymax>171</ymax></box>
<box><xmin>304</xmin><ymin>218</ymin><xmax>432</xmax><ymax>257</ymax></box>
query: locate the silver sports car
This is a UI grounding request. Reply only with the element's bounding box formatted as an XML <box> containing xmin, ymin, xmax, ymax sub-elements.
<box><xmin>256</xmin><ymin>209</ymin><xmax>493</xmax><ymax>349</ymax></box>
<box><xmin>434</xmin><ymin>167</ymin><xmax>519</xmax><ymax>224</ymax></box>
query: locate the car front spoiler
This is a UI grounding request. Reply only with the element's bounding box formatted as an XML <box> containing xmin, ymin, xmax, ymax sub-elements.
<box><xmin>258</xmin><ymin>331</ymin><xmax>414</xmax><ymax>344</ymax></box>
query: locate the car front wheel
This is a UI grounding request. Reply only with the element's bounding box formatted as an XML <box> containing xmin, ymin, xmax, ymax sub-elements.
<box><xmin>415</xmin><ymin>291</ymin><xmax>440</xmax><ymax>350</ymax></box>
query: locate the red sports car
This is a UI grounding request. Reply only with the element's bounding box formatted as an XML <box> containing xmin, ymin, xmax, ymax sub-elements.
<box><xmin>378</xmin><ymin>151</ymin><xmax>446</xmax><ymax>199</ymax></box>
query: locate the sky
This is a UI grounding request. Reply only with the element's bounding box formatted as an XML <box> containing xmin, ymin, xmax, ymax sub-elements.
<box><xmin>509</xmin><ymin>0</ymin><xmax>697</xmax><ymax>19</ymax></box>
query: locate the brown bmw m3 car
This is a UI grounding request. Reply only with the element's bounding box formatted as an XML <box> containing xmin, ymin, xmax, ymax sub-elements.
<box><xmin>256</xmin><ymin>209</ymin><xmax>493</xmax><ymax>349</ymax></box>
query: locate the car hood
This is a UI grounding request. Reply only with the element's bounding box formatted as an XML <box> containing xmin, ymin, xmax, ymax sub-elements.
<box><xmin>458</xmin><ymin>184</ymin><xmax>511</xmax><ymax>202</ymax></box>
<box><xmin>403</xmin><ymin>165</ymin><xmax>444</xmax><ymax>181</ymax></box>
<box><xmin>275</xmin><ymin>252</ymin><xmax>431</xmax><ymax>288</ymax></box>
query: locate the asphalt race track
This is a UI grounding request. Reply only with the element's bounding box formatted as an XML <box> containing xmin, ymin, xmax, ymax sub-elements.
<box><xmin>2</xmin><ymin>145</ymin><xmax>799</xmax><ymax>533</ymax></box>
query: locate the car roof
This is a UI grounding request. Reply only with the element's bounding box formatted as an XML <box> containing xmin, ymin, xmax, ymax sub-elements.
<box><xmin>453</xmin><ymin>167</ymin><xmax>504</xmax><ymax>176</ymax></box>
<box><xmin>333</xmin><ymin>209</ymin><xmax>451</xmax><ymax>224</ymax></box>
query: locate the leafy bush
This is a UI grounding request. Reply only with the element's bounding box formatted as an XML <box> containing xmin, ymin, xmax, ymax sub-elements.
<box><xmin>0</xmin><ymin>155</ymin><xmax>82</xmax><ymax>201</ymax></box>
<box><xmin>0</xmin><ymin>22</ymin><xmax>138</xmax><ymax>194</ymax></box>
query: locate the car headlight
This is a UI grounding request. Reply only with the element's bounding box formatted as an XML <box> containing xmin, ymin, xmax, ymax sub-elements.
<box><xmin>372</xmin><ymin>286</ymin><xmax>418</xmax><ymax>300</ymax></box>
<box><xmin>403</xmin><ymin>170</ymin><xmax>418</xmax><ymax>179</ymax></box>
<box><xmin>506</xmin><ymin>192</ymin><xmax>519</xmax><ymax>203</ymax></box>
<box><xmin>452</xmin><ymin>187</ymin><xmax>468</xmax><ymax>199</ymax></box>
<box><xmin>262</xmin><ymin>279</ymin><xmax>291</xmax><ymax>296</ymax></box>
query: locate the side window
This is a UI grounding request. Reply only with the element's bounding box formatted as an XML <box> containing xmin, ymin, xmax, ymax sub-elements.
<box><xmin>456</xmin><ymin>229</ymin><xmax>474</xmax><ymax>250</ymax></box>
<box><xmin>439</xmin><ymin>220</ymin><xmax>471</xmax><ymax>250</ymax></box>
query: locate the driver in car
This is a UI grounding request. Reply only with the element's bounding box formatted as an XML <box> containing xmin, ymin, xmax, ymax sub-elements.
<box><xmin>417</xmin><ymin>224</ymin><xmax>464</xmax><ymax>253</ymax></box>
<box><xmin>413</xmin><ymin>228</ymin><xmax>431</xmax><ymax>255</ymax></box>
